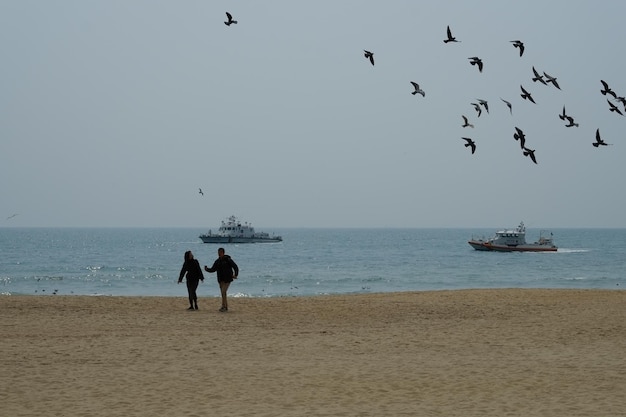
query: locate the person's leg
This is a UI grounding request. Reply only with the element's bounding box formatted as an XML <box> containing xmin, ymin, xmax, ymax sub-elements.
<box><xmin>187</xmin><ymin>281</ymin><xmax>197</xmax><ymax>309</ymax></box>
<box><xmin>219</xmin><ymin>281</ymin><xmax>231</xmax><ymax>311</ymax></box>
<box><xmin>191</xmin><ymin>281</ymin><xmax>199</xmax><ymax>310</ymax></box>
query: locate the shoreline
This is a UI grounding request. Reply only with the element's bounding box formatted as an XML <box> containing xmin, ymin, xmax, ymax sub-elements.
<box><xmin>2</xmin><ymin>289</ymin><xmax>625</xmax><ymax>416</ymax></box>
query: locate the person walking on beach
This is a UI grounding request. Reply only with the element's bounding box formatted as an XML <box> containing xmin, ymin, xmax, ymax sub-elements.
<box><xmin>204</xmin><ymin>247</ymin><xmax>238</xmax><ymax>312</ymax></box>
<box><xmin>178</xmin><ymin>251</ymin><xmax>205</xmax><ymax>310</ymax></box>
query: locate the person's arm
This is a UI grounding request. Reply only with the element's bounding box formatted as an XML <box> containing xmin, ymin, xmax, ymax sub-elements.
<box><xmin>230</xmin><ymin>259</ymin><xmax>239</xmax><ymax>278</ymax></box>
<box><xmin>178</xmin><ymin>263</ymin><xmax>187</xmax><ymax>283</ymax></box>
<box><xmin>204</xmin><ymin>260</ymin><xmax>218</xmax><ymax>273</ymax></box>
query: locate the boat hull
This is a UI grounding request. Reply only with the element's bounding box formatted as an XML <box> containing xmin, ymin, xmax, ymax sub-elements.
<box><xmin>468</xmin><ymin>240</ymin><xmax>557</xmax><ymax>252</ymax></box>
<box><xmin>199</xmin><ymin>236</ymin><xmax>282</xmax><ymax>244</ymax></box>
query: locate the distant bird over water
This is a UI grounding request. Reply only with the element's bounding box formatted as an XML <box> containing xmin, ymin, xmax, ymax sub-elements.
<box><xmin>6</xmin><ymin>213</ymin><xmax>18</xmax><ymax>220</ymax></box>
<box><xmin>363</xmin><ymin>50</ymin><xmax>374</xmax><ymax>66</ymax></box>
<box><xmin>444</xmin><ymin>25</ymin><xmax>459</xmax><ymax>43</ymax></box>
<box><xmin>462</xmin><ymin>137</ymin><xmax>476</xmax><ymax>154</ymax></box>
<box><xmin>520</xmin><ymin>85</ymin><xmax>536</xmax><ymax>103</ymax></box>
<box><xmin>461</xmin><ymin>115</ymin><xmax>474</xmax><ymax>128</ymax></box>
<box><xmin>199</xmin><ymin>188</ymin><xmax>204</xmax><ymax>196</ymax></box>
<box><xmin>224</xmin><ymin>12</ymin><xmax>237</xmax><ymax>26</ymax></box>
<box><xmin>593</xmin><ymin>128</ymin><xmax>611</xmax><ymax>147</ymax></box>
<box><xmin>410</xmin><ymin>82</ymin><xmax>425</xmax><ymax>97</ymax></box>
<box><xmin>468</xmin><ymin>57</ymin><xmax>483</xmax><ymax>73</ymax></box>
<box><xmin>510</xmin><ymin>40</ymin><xmax>525</xmax><ymax>56</ymax></box>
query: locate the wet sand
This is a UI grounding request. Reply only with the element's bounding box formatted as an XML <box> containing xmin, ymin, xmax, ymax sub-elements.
<box><xmin>2</xmin><ymin>289</ymin><xmax>625</xmax><ymax>416</ymax></box>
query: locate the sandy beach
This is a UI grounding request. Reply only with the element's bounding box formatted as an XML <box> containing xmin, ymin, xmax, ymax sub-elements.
<box><xmin>1</xmin><ymin>289</ymin><xmax>625</xmax><ymax>416</ymax></box>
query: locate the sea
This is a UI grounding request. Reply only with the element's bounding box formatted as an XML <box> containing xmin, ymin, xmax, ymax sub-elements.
<box><xmin>1</xmin><ymin>227</ymin><xmax>624</xmax><ymax>298</ymax></box>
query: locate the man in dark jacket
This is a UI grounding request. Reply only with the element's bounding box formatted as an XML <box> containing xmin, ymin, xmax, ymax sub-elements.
<box><xmin>204</xmin><ymin>247</ymin><xmax>239</xmax><ymax>312</ymax></box>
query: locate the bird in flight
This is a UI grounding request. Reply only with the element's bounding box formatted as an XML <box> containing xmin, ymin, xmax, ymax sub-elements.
<box><xmin>559</xmin><ymin>106</ymin><xmax>578</xmax><ymax>126</ymax></box>
<box><xmin>510</xmin><ymin>40</ymin><xmax>524</xmax><ymax>56</ymax></box>
<box><xmin>199</xmin><ymin>188</ymin><xmax>204</xmax><ymax>196</ymax></box>
<box><xmin>607</xmin><ymin>99</ymin><xmax>624</xmax><ymax>115</ymax></box>
<box><xmin>532</xmin><ymin>67</ymin><xmax>547</xmax><ymax>85</ymax></box>
<box><xmin>444</xmin><ymin>25</ymin><xmax>459</xmax><ymax>43</ymax></box>
<box><xmin>520</xmin><ymin>85</ymin><xmax>536</xmax><ymax>103</ymax></box>
<box><xmin>471</xmin><ymin>102</ymin><xmax>482</xmax><ymax>117</ymax></box>
<box><xmin>410</xmin><ymin>82</ymin><xmax>425</xmax><ymax>97</ymax></box>
<box><xmin>363</xmin><ymin>50</ymin><xmax>374</xmax><ymax>66</ymax></box>
<box><xmin>476</xmin><ymin>99</ymin><xmax>489</xmax><ymax>113</ymax></box>
<box><xmin>522</xmin><ymin>147</ymin><xmax>537</xmax><ymax>164</ymax></box>
<box><xmin>600</xmin><ymin>80</ymin><xmax>617</xmax><ymax>98</ymax></box>
<box><xmin>6</xmin><ymin>213</ymin><xmax>19</xmax><ymax>220</ymax></box>
<box><xmin>543</xmin><ymin>72</ymin><xmax>561</xmax><ymax>90</ymax></box>
<box><xmin>564</xmin><ymin>116</ymin><xmax>579</xmax><ymax>127</ymax></box>
<box><xmin>500</xmin><ymin>98</ymin><xmax>513</xmax><ymax>115</ymax></box>
<box><xmin>461</xmin><ymin>115</ymin><xmax>474</xmax><ymax>128</ymax></box>
<box><xmin>513</xmin><ymin>127</ymin><xmax>526</xmax><ymax>149</ymax></box>
<box><xmin>462</xmin><ymin>137</ymin><xmax>477</xmax><ymax>154</ymax></box>
<box><xmin>593</xmin><ymin>128</ymin><xmax>611</xmax><ymax>147</ymax></box>
<box><xmin>468</xmin><ymin>57</ymin><xmax>483</xmax><ymax>73</ymax></box>
<box><xmin>224</xmin><ymin>12</ymin><xmax>237</xmax><ymax>26</ymax></box>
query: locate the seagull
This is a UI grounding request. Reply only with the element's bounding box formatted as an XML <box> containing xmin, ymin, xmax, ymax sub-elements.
<box><xmin>6</xmin><ymin>213</ymin><xmax>18</xmax><ymax>220</ymax></box>
<box><xmin>476</xmin><ymin>99</ymin><xmax>489</xmax><ymax>113</ymax></box>
<box><xmin>471</xmin><ymin>102</ymin><xmax>482</xmax><ymax>117</ymax></box>
<box><xmin>593</xmin><ymin>129</ymin><xmax>611</xmax><ymax>147</ymax></box>
<box><xmin>468</xmin><ymin>57</ymin><xmax>483</xmax><ymax>73</ymax></box>
<box><xmin>520</xmin><ymin>85</ymin><xmax>536</xmax><ymax>103</ymax></box>
<box><xmin>522</xmin><ymin>147</ymin><xmax>537</xmax><ymax>164</ymax></box>
<box><xmin>600</xmin><ymin>80</ymin><xmax>617</xmax><ymax>98</ymax></box>
<box><xmin>224</xmin><ymin>12</ymin><xmax>237</xmax><ymax>26</ymax></box>
<box><xmin>500</xmin><ymin>98</ymin><xmax>513</xmax><ymax>115</ymax></box>
<box><xmin>615</xmin><ymin>96</ymin><xmax>626</xmax><ymax>107</ymax></box>
<box><xmin>363</xmin><ymin>50</ymin><xmax>374</xmax><ymax>66</ymax></box>
<box><xmin>461</xmin><ymin>115</ymin><xmax>474</xmax><ymax>128</ymax></box>
<box><xmin>444</xmin><ymin>25</ymin><xmax>459</xmax><ymax>43</ymax></box>
<box><xmin>510</xmin><ymin>40</ymin><xmax>525</xmax><ymax>56</ymax></box>
<box><xmin>564</xmin><ymin>115</ymin><xmax>579</xmax><ymax>127</ymax></box>
<box><xmin>607</xmin><ymin>99</ymin><xmax>624</xmax><ymax>115</ymax></box>
<box><xmin>462</xmin><ymin>137</ymin><xmax>476</xmax><ymax>154</ymax></box>
<box><xmin>559</xmin><ymin>106</ymin><xmax>567</xmax><ymax>120</ymax></box>
<box><xmin>543</xmin><ymin>72</ymin><xmax>561</xmax><ymax>90</ymax></box>
<box><xmin>410</xmin><ymin>82</ymin><xmax>425</xmax><ymax>97</ymax></box>
<box><xmin>199</xmin><ymin>188</ymin><xmax>204</xmax><ymax>196</ymax></box>
<box><xmin>513</xmin><ymin>127</ymin><xmax>526</xmax><ymax>149</ymax></box>
<box><xmin>532</xmin><ymin>66</ymin><xmax>547</xmax><ymax>85</ymax></box>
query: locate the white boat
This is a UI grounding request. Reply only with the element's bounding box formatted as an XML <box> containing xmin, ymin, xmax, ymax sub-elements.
<box><xmin>468</xmin><ymin>221</ymin><xmax>557</xmax><ymax>252</ymax></box>
<box><xmin>199</xmin><ymin>216</ymin><xmax>282</xmax><ymax>244</ymax></box>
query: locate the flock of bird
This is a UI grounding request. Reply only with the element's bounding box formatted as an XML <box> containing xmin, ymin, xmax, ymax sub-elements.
<box><xmin>221</xmin><ymin>14</ymin><xmax>621</xmax><ymax>165</ymax></box>
<box><xmin>361</xmin><ymin>23</ymin><xmax>623</xmax><ymax>163</ymax></box>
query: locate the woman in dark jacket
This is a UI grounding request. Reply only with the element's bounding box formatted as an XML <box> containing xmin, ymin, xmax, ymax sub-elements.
<box><xmin>178</xmin><ymin>251</ymin><xmax>204</xmax><ymax>310</ymax></box>
<box><xmin>204</xmin><ymin>247</ymin><xmax>239</xmax><ymax>312</ymax></box>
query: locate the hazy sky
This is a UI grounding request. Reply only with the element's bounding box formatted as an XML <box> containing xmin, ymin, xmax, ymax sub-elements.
<box><xmin>2</xmin><ymin>1</ymin><xmax>625</xmax><ymax>228</ymax></box>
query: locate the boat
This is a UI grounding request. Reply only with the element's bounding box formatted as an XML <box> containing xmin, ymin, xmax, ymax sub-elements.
<box><xmin>468</xmin><ymin>221</ymin><xmax>557</xmax><ymax>252</ymax></box>
<box><xmin>199</xmin><ymin>215</ymin><xmax>282</xmax><ymax>243</ymax></box>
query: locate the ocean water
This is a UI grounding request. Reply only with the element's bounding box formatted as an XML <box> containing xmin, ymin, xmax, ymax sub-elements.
<box><xmin>1</xmin><ymin>227</ymin><xmax>624</xmax><ymax>298</ymax></box>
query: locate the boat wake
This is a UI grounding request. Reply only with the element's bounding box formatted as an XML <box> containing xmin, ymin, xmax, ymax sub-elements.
<box><xmin>555</xmin><ymin>248</ymin><xmax>590</xmax><ymax>253</ymax></box>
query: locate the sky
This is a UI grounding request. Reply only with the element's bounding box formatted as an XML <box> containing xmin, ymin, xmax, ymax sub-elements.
<box><xmin>1</xmin><ymin>1</ymin><xmax>625</xmax><ymax>229</ymax></box>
